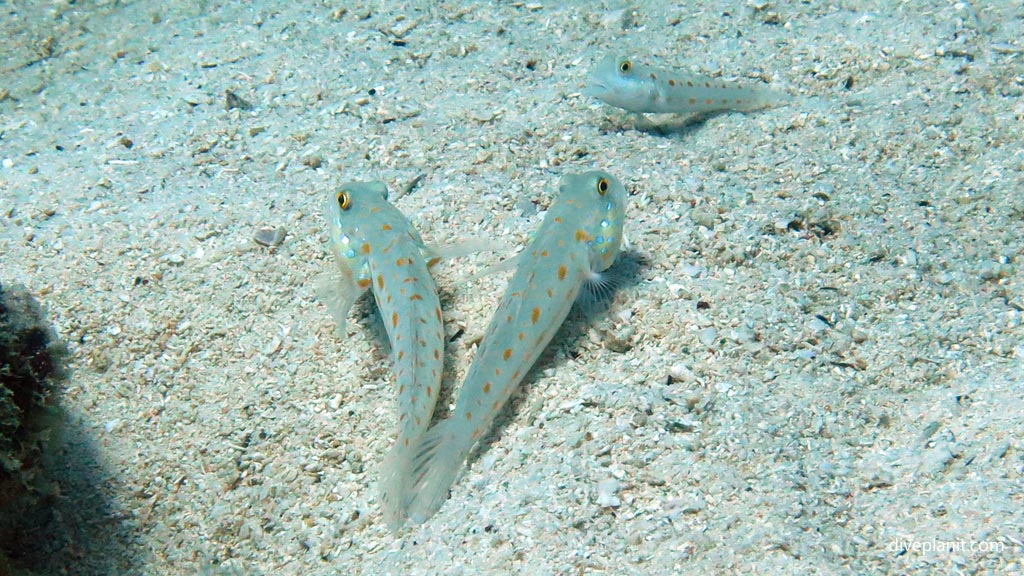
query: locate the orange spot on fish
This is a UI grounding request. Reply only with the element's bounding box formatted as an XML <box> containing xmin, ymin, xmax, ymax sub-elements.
<box><xmin>558</xmin><ymin>265</ymin><xmax>567</xmax><ymax>280</ymax></box>
<box><xmin>465</xmin><ymin>412</ymin><xmax>473</xmax><ymax>421</ymax></box>
<box><xmin>361</xmin><ymin>243</ymin><xmax>371</xmax><ymax>254</ymax></box>
<box><xmin>382</xmin><ymin>223</ymin><xmax>392</xmax><ymax>231</ymax></box>
<box><xmin>410</xmin><ymin>294</ymin><xmax>423</xmax><ymax>301</ymax></box>
<box><xmin>483</xmin><ymin>382</ymin><xmax>492</xmax><ymax>393</ymax></box>
<box><xmin>377</xmin><ymin>274</ymin><xmax>385</xmax><ymax>289</ymax></box>
<box><xmin>494</xmin><ymin>368</ymin><xmax>501</xmax><ymax>377</ymax></box>
<box><xmin>503</xmin><ymin>348</ymin><xmax>513</xmax><ymax>360</ymax></box>
<box><xmin>575</xmin><ymin>229</ymin><xmax>591</xmax><ymax>242</ymax></box>
<box><xmin>433</xmin><ymin>349</ymin><xmax>440</xmax><ymax>360</ymax></box>
<box><xmin>541</xmin><ymin>250</ymin><xmax>549</xmax><ymax>257</ymax></box>
<box><xmin>531</xmin><ymin>307</ymin><xmax>541</xmax><ymax>324</ymax></box>
<box><xmin>427</xmin><ymin>386</ymin><xmax>433</xmax><ymax>396</ymax></box>
<box><xmin>668</xmin><ymin>79</ymin><xmax>676</xmax><ymax>86</ymax></box>
<box><xmin>404</xmin><ymin>437</ymin><xmax>410</xmax><ymax>447</ymax></box>
<box><xmin>357</xmin><ymin>278</ymin><xmax>372</xmax><ymax>289</ymax></box>
<box><xmin>397</xmin><ymin>350</ymin><xmax>405</xmax><ymax>361</ymax></box>
<box><xmin>554</xmin><ymin>216</ymin><xmax>563</xmax><ymax>223</ymax></box>
<box><xmin>517</xmin><ymin>332</ymin><xmax>525</xmax><ymax>341</ymax></box>
<box><xmin>435</xmin><ymin>307</ymin><xmax>442</xmax><ymax>322</ymax></box>
<box><xmin>391</xmin><ymin>311</ymin><xmax>399</xmax><ymax>327</ymax></box>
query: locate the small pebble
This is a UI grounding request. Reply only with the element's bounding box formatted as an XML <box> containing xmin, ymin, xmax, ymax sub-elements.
<box><xmin>225</xmin><ymin>89</ymin><xmax>253</xmax><ymax>111</ymax></box>
<box><xmin>665</xmin><ymin>493</ymin><xmax>706</xmax><ymax>514</ymax></box>
<box><xmin>859</xmin><ymin>460</ymin><xmax>894</xmax><ymax>490</ymax></box>
<box><xmin>978</xmin><ymin>261</ymin><xmax>1010</xmax><ymax>281</ymax></box>
<box><xmin>666</xmin><ymin>419</ymin><xmax>696</xmax><ymax>433</ymax></box>
<box><xmin>254</xmin><ymin>226</ymin><xmax>287</xmax><ymax>247</ymax></box>
<box><xmin>689</xmin><ymin>206</ymin><xmax>717</xmax><ymax>228</ymax></box>
<box><xmin>919</xmin><ymin>420</ymin><xmax>940</xmax><ymax>442</ymax></box>
<box><xmin>328</xmin><ymin>394</ymin><xmax>343</xmax><ymax>410</ymax></box>
<box><xmin>697</xmin><ymin>327</ymin><xmax>718</xmax><ymax>347</ymax></box>
<box><xmin>668</xmin><ymin>362</ymin><xmax>696</xmax><ymax>383</ymax></box>
<box><xmin>808</xmin><ymin>316</ymin><xmax>831</xmax><ymax>332</ymax></box>
<box><xmin>596</xmin><ymin>478</ymin><xmax>621</xmax><ymax>507</ymax></box>
<box><xmin>516</xmin><ymin>195</ymin><xmax>538</xmax><ymax>218</ymax></box>
<box><xmin>679</xmin><ymin>264</ymin><xmax>703</xmax><ymax>277</ymax></box>
<box><xmin>921</xmin><ymin>441</ymin><xmax>956</xmax><ymax>475</ymax></box>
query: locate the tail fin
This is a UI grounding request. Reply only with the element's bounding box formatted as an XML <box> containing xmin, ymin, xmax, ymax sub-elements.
<box><xmin>378</xmin><ymin>439</ymin><xmax>412</xmax><ymax>531</ymax></box>
<box><xmin>404</xmin><ymin>419</ymin><xmax>474</xmax><ymax>524</ymax></box>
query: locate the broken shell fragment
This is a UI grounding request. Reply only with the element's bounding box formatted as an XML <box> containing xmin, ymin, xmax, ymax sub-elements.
<box><xmin>254</xmin><ymin>226</ymin><xmax>286</xmax><ymax>247</ymax></box>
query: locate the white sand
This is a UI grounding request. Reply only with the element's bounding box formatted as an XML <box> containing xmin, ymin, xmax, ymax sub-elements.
<box><xmin>1</xmin><ymin>1</ymin><xmax>1021</xmax><ymax>574</ymax></box>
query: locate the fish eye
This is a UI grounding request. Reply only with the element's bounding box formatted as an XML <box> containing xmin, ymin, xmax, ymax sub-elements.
<box><xmin>596</xmin><ymin>177</ymin><xmax>609</xmax><ymax>196</ymax></box>
<box><xmin>336</xmin><ymin>190</ymin><xmax>352</xmax><ymax>210</ymax></box>
<box><xmin>618</xmin><ymin>60</ymin><xmax>631</xmax><ymax>73</ymax></box>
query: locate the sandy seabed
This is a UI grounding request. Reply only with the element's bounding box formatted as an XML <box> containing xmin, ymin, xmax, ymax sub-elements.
<box><xmin>1</xmin><ymin>1</ymin><xmax>1022</xmax><ymax>574</ymax></box>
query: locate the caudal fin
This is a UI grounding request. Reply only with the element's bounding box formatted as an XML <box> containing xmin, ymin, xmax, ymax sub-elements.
<box><xmin>378</xmin><ymin>439</ymin><xmax>413</xmax><ymax>531</ymax></box>
<box><xmin>404</xmin><ymin>419</ymin><xmax>473</xmax><ymax>524</ymax></box>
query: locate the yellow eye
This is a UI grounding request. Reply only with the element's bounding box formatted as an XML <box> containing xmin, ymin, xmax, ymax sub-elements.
<box><xmin>596</xmin><ymin>177</ymin><xmax>609</xmax><ymax>195</ymax></box>
<box><xmin>336</xmin><ymin>190</ymin><xmax>351</xmax><ymax>210</ymax></box>
<box><xmin>618</xmin><ymin>60</ymin><xmax>631</xmax><ymax>73</ymax></box>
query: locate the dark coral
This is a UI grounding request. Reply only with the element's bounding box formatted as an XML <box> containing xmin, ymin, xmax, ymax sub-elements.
<box><xmin>0</xmin><ymin>281</ymin><xmax>68</xmax><ymax>574</ymax></box>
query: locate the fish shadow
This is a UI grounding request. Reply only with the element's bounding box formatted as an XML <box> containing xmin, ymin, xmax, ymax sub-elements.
<box><xmin>600</xmin><ymin>110</ymin><xmax>737</xmax><ymax>139</ymax></box>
